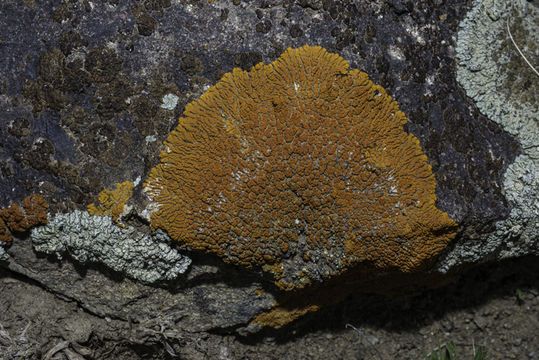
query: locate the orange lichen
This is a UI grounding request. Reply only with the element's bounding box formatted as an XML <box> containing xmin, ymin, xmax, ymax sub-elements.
<box><xmin>0</xmin><ymin>203</ymin><xmax>28</xmax><ymax>233</ymax></box>
<box><xmin>0</xmin><ymin>218</ymin><xmax>12</xmax><ymax>245</ymax></box>
<box><xmin>0</xmin><ymin>194</ymin><xmax>49</xmax><ymax>247</ymax></box>
<box><xmin>87</xmin><ymin>181</ymin><xmax>134</xmax><ymax>224</ymax></box>
<box><xmin>144</xmin><ymin>45</ymin><xmax>457</xmax><ymax>290</ymax></box>
<box><xmin>22</xmin><ymin>194</ymin><xmax>49</xmax><ymax>228</ymax></box>
<box><xmin>252</xmin><ymin>262</ymin><xmax>459</xmax><ymax>328</ymax></box>
<box><xmin>252</xmin><ymin>303</ymin><xmax>320</xmax><ymax>329</ymax></box>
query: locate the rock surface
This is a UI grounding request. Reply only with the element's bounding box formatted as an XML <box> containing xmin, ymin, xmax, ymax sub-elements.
<box><xmin>0</xmin><ymin>0</ymin><xmax>537</xmax><ymax>355</ymax></box>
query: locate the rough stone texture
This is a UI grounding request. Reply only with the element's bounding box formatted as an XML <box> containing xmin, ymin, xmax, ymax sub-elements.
<box><xmin>0</xmin><ymin>0</ymin><xmax>537</xmax><ymax>349</ymax></box>
<box><xmin>4</xmin><ymin>236</ymin><xmax>274</xmax><ymax>333</ymax></box>
<box><xmin>1</xmin><ymin>255</ymin><xmax>538</xmax><ymax>359</ymax></box>
<box><xmin>31</xmin><ymin>210</ymin><xmax>192</xmax><ymax>283</ymax></box>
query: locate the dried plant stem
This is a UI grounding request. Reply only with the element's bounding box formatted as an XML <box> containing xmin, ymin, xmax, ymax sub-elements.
<box><xmin>506</xmin><ymin>15</ymin><xmax>539</xmax><ymax>76</ymax></box>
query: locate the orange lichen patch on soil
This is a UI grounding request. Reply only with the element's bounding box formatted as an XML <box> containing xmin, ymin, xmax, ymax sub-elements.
<box><xmin>144</xmin><ymin>45</ymin><xmax>457</xmax><ymax>289</ymax></box>
<box><xmin>87</xmin><ymin>181</ymin><xmax>134</xmax><ymax>224</ymax></box>
<box><xmin>0</xmin><ymin>194</ymin><xmax>49</xmax><ymax>246</ymax></box>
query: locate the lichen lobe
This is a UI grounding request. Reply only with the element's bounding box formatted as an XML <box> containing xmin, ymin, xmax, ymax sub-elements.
<box><xmin>144</xmin><ymin>45</ymin><xmax>457</xmax><ymax>290</ymax></box>
<box><xmin>31</xmin><ymin>210</ymin><xmax>191</xmax><ymax>283</ymax></box>
<box><xmin>87</xmin><ymin>181</ymin><xmax>134</xmax><ymax>225</ymax></box>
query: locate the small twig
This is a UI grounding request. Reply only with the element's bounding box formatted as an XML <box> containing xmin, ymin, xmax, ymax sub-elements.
<box><xmin>0</xmin><ymin>323</ymin><xmax>12</xmax><ymax>342</ymax></box>
<box><xmin>346</xmin><ymin>323</ymin><xmax>383</xmax><ymax>360</ymax></box>
<box><xmin>163</xmin><ymin>340</ymin><xmax>177</xmax><ymax>357</ymax></box>
<box><xmin>64</xmin><ymin>348</ymin><xmax>86</xmax><ymax>360</ymax></box>
<box><xmin>43</xmin><ymin>340</ymin><xmax>70</xmax><ymax>360</ymax></box>
<box><xmin>18</xmin><ymin>322</ymin><xmax>31</xmax><ymax>339</ymax></box>
<box><xmin>426</xmin><ymin>346</ymin><xmax>442</xmax><ymax>357</ymax></box>
<box><xmin>506</xmin><ymin>11</ymin><xmax>539</xmax><ymax>76</ymax></box>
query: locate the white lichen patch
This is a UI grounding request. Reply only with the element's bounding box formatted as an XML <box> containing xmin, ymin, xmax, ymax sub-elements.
<box><xmin>0</xmin><ymin>246</ymin><xmax>8</xmax><ymax>261</ymax></box>
<box><xmin>145</xmin><ymin>135</ymin><xmax>157</xmax><ymax>144</ymax></box>
<box><xmin>31</xmin><ymin>211</ymin><xmax>191</xmax><ymax>283</ymax></box>
<box><xmin>161</xmin><ymin>93</ymin><xmax>179</xmax><ymax>110</ymax></box>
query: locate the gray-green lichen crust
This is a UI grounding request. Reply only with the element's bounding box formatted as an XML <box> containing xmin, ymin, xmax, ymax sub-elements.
<box><xmin>31</xmin><ymin>211</ymin><xmax>191</xmax><ymax>283</ymax></box>
<box><xmin>456</xmin><ymin>0</ymin><xmax>538</xmax><ymax>132</ymax></box>
<box><xmin>438</xmin><ymin>0</ymin><xmax>538</xmax><ymax>271</ymax></box>
<box><xmin>0</xmin><ymin>246</ymin><xmax>8</xmax><ymax>261</ymax></box>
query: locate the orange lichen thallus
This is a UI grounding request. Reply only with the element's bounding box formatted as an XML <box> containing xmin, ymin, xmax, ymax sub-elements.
<box><xmin>87</xmin><ymin>181</ymin><xmax>134</xmax><ymax>225</ymax></box>
<box><xmin>0</xmin><ymin>194</ymin><xmax>49</xmax><ymax>245</ymax></box>
<box><xmin>144</xmin><ymin>45</ymin><xmax>457</xmax><ymax>291</ymax></box>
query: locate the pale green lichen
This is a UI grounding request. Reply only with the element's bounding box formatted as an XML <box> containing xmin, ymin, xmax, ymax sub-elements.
<box><xmin>438</xmin><ymin>0</ymin><xmax>538</xmax><ymax>271</ymax></box>
<box><xmin>456</xmin><ymin>0</ymin><xmax>538</xmax><ymax>134</ymax></box>
<box><xmin>0</xmin><ymin>246</ymin><xmax>8</xmax><ymax>261</ymax></box>
<box><xmin>161</xmin><ymin>93</ymin><xmax>179</xmax><ymax>110</ymax></box>
<box><xmin>31</xmin><ymin>210</ymin><xmax>191</xmax><ymax>283</ymax></box>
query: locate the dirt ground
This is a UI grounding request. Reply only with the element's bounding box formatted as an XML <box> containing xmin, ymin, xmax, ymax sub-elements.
<box><xmin>1</xmin><ymin>256</ymin><xmax>538</xmax><ymax>360</ymax></box>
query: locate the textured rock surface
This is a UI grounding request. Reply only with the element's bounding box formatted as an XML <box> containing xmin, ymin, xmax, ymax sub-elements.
<box><xmin>439</xmin><ymin>0</ymin><xmax>538</xmax><ymax>272</ymax></box>
<box><xmin>5</xmin><ymin>235</ymin><xmax>274</xmax><ymax>332</ymax></box>
<box><xmin>2</xmin><ymin>256</ymin><xmax>538</xmax><ymax>359</ymax></box>
<box><xmin>0</xmin><ymin>0</ymin><xmax>536</xmax><ymax>350</ymax></box>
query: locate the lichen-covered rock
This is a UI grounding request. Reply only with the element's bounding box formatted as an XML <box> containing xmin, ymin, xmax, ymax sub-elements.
<box><xmin>144</xmin><ymin>45</ymin><xmax>457</xmax><ymax>290</ymax></box>
<box><xmin>443</xmin><ymin>0</ymin><xmax>539</xmax><ymax>271</ymax></box>
<box><xmin>0</xmin><ymin>194</ymin><xmax>49</xmax><ymax>258</ymax></box>
<box><xmin>0</xmin><ymin>218</ymin><xmax>13</xmax><ymax>247</ymax></box>
<box><xmin>31</xmin><ymin>210</ymin><xmax>191</xmax><ymax>283</ymax></box>
<box><xmin>455</xmin><ymin>0</ymin><xmax>537</xmax><ymax>133</ymax></box>
<box><xmin>87</xmin><ymin>181</ymin><xmax>135</xmax><ymax>225</ymax></box>
<box><xmin>0</xmin><ymin>0</ymin><xmax>536</xmax><ymax>339</ymax></box>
